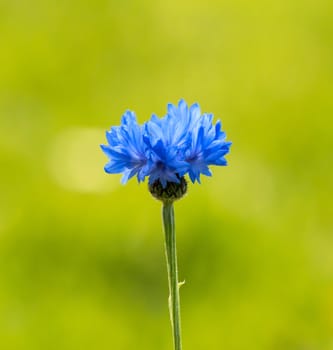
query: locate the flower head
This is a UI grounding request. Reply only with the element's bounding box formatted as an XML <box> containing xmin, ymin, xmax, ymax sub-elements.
<box><xmin>101</xmin><ymin>99</ymin><xmax>231</xmax><ymax>188</ymax></box>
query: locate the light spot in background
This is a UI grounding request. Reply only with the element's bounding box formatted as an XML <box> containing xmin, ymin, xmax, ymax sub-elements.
<box><xmin>47</xmin><ymin>127</ymin><xmax>119</xmax><ymax>193</ymax></box>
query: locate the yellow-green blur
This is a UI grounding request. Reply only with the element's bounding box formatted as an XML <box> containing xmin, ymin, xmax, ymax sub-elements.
<box><xmin>0</xmin><ymin>0</ymin><xmax>332</xmax><ymax>349</ymax></box>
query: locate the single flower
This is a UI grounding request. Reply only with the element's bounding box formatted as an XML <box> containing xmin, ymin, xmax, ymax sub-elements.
<box><xmin>100</xmin><ymin>100</ymin><xmax>232</xmax><ymax>350</ymax></box>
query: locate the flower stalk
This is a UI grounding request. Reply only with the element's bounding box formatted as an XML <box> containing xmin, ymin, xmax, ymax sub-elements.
<box><xmin>162</xmin><ymin>201</ymin><xmax>182</xmax><ymax>350</ymax></box>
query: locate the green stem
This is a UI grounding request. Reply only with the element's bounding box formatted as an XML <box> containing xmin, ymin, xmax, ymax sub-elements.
<box><xmin>162</xmin><ymin>202</ymin><xmax>182</xmax><ymax>350</ymax></box>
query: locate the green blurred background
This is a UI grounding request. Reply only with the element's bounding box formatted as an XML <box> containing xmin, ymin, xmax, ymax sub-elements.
<box><xmin>0</xmin><ymin>0</ymin><xmax>332</xmax><ymax>349</ymax></box>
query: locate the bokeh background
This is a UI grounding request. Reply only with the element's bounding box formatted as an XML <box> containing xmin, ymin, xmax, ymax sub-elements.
<box><xmin>0</xmin><ymin>0</ymin><xmax>332</xmax><ymax>349</ymax></box>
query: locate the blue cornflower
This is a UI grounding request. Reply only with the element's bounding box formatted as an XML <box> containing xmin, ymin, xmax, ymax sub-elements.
<box><xmin>101</xmin><ymin>101</ymin><xmax>232</xmax><ymax>350</ymax></box>
<box><xmin>101</xmin><ymin>99</ymin><xmax>231</xmax><ymax>188</ymax></box>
